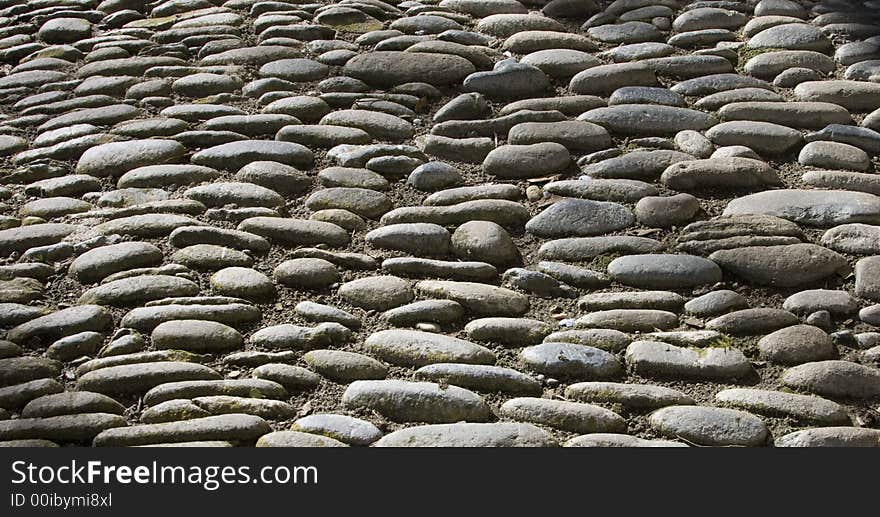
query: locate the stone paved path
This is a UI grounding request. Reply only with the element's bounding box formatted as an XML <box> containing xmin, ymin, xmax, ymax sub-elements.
<box><xmin>1</xmin><ymin>0</ymin><xmax>880</xmax><ymax>447</ymax></box>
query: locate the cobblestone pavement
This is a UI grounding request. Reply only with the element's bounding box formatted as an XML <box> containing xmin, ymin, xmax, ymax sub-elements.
<box><xmin>1</xmin><ymin>0</ymin><xmax>880</xmax><ymax>447</ymax></box>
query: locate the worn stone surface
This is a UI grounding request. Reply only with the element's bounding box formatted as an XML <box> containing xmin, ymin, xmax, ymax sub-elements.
<box><xmin>0</xmin><ymin>0</ymin><xmax>877</xmax><ymax>449</ymax></box>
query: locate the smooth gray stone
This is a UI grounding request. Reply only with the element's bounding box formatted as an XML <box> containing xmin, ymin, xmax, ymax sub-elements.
<box><xmin>695</xmin><ymin>88</ymin><xmax>785</xmax><ymax>111</ymax></box>
<box><xmin>716</xmin><ymin>388</ymin><xmax>850</xmax><ymax>425</ymax></box>
<box><xmin>238</xmin><ymin>217</ymin><xmax>349</xmax><ymax>247</ymax></box>
<box><xmin>464</xmin><ymin>317</ymin><xmax>552</xmax><ymax>346</ymax></box>
<box><xmin>579</xmin><ymin>105</ymin><xmax>716</xmax><ymax>137</ymax></box>
<box><xmin>344</xmin><ymin>51</ymin><xmax>475</xmax><ymax>87</ymax></box>
<box><xmin>320</xmin><ymin>109</ymin><xmax>413</xmax><ymax>142</ymax></box>
<box><xmin>151</xmin><ymin>320</ymin><xmax>243</xmax><ymax>353</ymax></box>
<box><xmin>822</xmin><ymin>223</ymin><xmax>880</xmax><ymax>254</ymax></box>
<box><xmin>6</xmin><ymin>305</ymin><xmax>113</xmax><ymax>346</ymax></box>
<box><xmin>578</xmin><ymin>291</ymin><xmax>685</xmax><ymax>312</ymax></box>
<box><xmin>706</xmin><ymin>121</ymin><xmax>802</xmax><ymax>155</ymax></box>
<box><xmin>500</xmin><ymin>397</ymin><xmax>625</xmax><ymax>434</ymax></box>
<box><xmin>209</xmin><ymin>267</ymin><xmax>274</xmax><ymax>301</ymax></box>
<box><xmin>576</xmin><ymin>309</ymin><xmax>678</xmax><ymax>333</ymax></box>
<box><xmin>452</xmin><ymin>220</ymin><xmax>521</xmax><ymax>267</ymax></box>
<box><xmin>685</xmin><ymin>290</ymin><xmax>748</xmax><ymax>317</ymax></box>
<box><xmin>169</xmin><ymin>226</ymin><xmax>270</xmax><ymax>254</ymax></box>
<box><xmin>0</xmin><ymin>378</ymin><xmax>64</xmax><ymax>410</ymax></box>
<box><xmin>635</xmin><ymin>193</ymin><xmax>701</xmax><ymax>227</ymax></box>
<box><xmin>537</xmin><ymin>262</ymin><xmax>610</xmax><ymax>289</ymax></box>
<box><xmin>291</xmin><ymin>414</ymin><xmax>382</xmax><ymax>446</ymax></box>
<box><xmin>720</xmin><ymin>101</ymin><xmax>851</xmax><ymax>130</ymax></box>
<box><xmin>582</xmin><ymin>150</ymin><xmax>694</xmax><ymax>181</ymax></box>
<box><xmin>69</xmin><ymin>242</ymin><xmax>163</xmax><ymax>284</ymax></box>
<box><xmin>706</xmin><ymin>308</ymin><xmax>800</xmax><ymax>336</ymax></box>
<box><xmin>775</xmin><ymin>427</ymin><xmax>880</xmax><ymax>447</ymax></box>
<box><xmin>805</xmin><ymin>125</ymin><xmax>880</xmax><ymax>155</ymax></box>
<box><xmin>783</xmin><ymin>289</ymin><xmax>858</xmax><ymax>316</ymax></box>
<box><xmin>625</xmin><ymin>340</ymin><xmax>753</xmax><ymax>380</ymax></box>
<box><xmin>544</xmin><ymin>179</ymin><xmax>657</xmax><ymax>203</ymax></box>
<box><xmin>543</xmin><ymin>329</ymin><xmax>630</xmax><ymax>352</ymax></box>
<box><xmin>382</xmin><ymin>300</ymin><xmax>466</xmax><ymax>326</ymax></box>
<box><xmin>521</xmin><ymin>49</ymin><xmax>601</xmax><ymax>78</ymax></box>
<box><xmin>670</xmin><ymin>74</ymin><xmax>772</xmax><ymax>96</ymax></box>
<box><xmin>143</xmin><ymin>379</ymin><xmax>287</xmax><ymax>407</ymax></box>
<box><xmin>520</xmin><ymin>342</ymin><xmax>623</xmax><ymax>380</ymax></box>
<box><xmin>801</xmin><ymin>170</ymin><xmax>880</xmax><ymax>195</ymax></box>
<box><xmin>374</xmin><ymin>422</ymin><xmax>556</xmax><ymax>447</ymax></box>
<box><xmin>709</xmin><ymin>244</ymin><xmax>850</xmax><ymax>287</ymax></box>
<box><xmin>415</xmin><ymin>363</ymin><xmax>541</xmax><ymax>395</ymax></box>
<box><xmin>120</xmin><ymin>302</ymin><xmax>262</xmax><ymax>332</ymax></box>
<box><xmin>250</xmin><ymin>322</ymin><xmax>350</xmax><ymax>351</ymax></box>
<box><xmin>462</xmin><ymin>59</ymin><xmax>550</xmax><ymax>99</ymax></box>
<box><xmin>565</xmin><ymin>434</ymin><xmax>686</xmax><ymax>447</ymax></box>
<box><xmin>856</xmin><ymin>256</ymin><xmax>880</xmax><ymax>301</ymax></box>
<box><xmin>191</xmin><ymin>140</ymin><xmax>313</xmax><ymax>171</ymax></box>
<box><xmin>342</xmin><ymin>380</ymin><xmax>492</xmax><ymax>423</ymax></box>
<box><xmin>251</xmin><ymin>364</ymin><xmax>320</xmax><ymax>391</ymax></box>
<box><xmin>498</xmin><ymin>95</ymin><xmax>605</xmax><ymax>116</ymax></box>
<box><xmin>302</xmin><ymin>349</ymin><xmax>387</xmax><ymax>382</ymax></box>
<box><xmin>366</xmin><ymin>223</ymin><xmax>451</xmax><ymax>256</ymax></box>
<box><xmin>745</xmin><ymin>50</ymin><xmax>835</xmax><ymax>79</ymax></box>
<box><xmin>118</xmin><ymin>164</ymin><xmax>221</xmax><ymax>189</ymax></box>
<box><xmin>537</xmin><ymin>235</ymin><xmax>662</xmax><ymax>261</ymax></box>
<box><xmin>415</xmin><ymin>280</ymin><xmax>528</xmax><ymax>316</ymax></box>
<box><xmin>609</xmin><ymin>86</ymin><xmax>684</xmax><ymax>107</ymax></box>
<box><xmin>424</xmin><ymin>184</ymin><xmax>521</xmax><ymax>206</ymax></box>
<box><xmin>723</xmin><ymin>190</ymin><xmax>880</xmax><ymax>226</ymax></box>
<box><xmin>758</xmin><ymin>325</ymin><xmax>836</xmax><ymax>365</ymax></box>
<box><xmin>0</xmin><ymin>357</ymin><xmax>60</xmax><ymax>390</ymax></box>
<box><xmin>21</xmin><ymin>391</ymin><xmax>125</xmax><ymax>418</ymax></box>
<box><xmin>587</xmin><ymin>21</ymin><xmax>662</xmax><ymax>44</ymax></box>
<box><xmin>382</xmin><ymin>257</ymin><xmax>497</xmax><ymax>282</ymax></box>
<box><xmin>77</xmin><ymin>362</ymin><xmax>222</xmax><ymax>397</ymax></box>
<box><xmin>363</xmin><ymin>329</ymin><xmax>495</xmax><ymax>367</ymax></box>
<box><xmin>747</xmin><ymin>22</ymin><xmax>832</xmax><ymax>52</ymax></box>
<box><xmin>502</xmin><ymin>268</ymin><xmax>577</xmax><ymax>298</ymax></box>
<box><xmin>649</xmin><ymin>406</ymin><xmax>769</xmax><ymax>447</ymax></box>
<box><xmin>94</xmin><ymin>415</ymin><xmax>270</xmax><ymax>446</ymax></box>
<box><xmin>510</xmin><ymin>120</ymin><xmax>611</xmax><ymax>153</ymax></box>
<box><xmin>78</xmin><ymin>275</ymin><xmax>200</xmax><ymax>307</ymax></box>
<box><xmin>306</xmin><ymin>187</ymin><xmax>392</xmax><ymax>219</ymax></box>
<box><xmin>525</xmin><ymin>198</ymin><xmax>634</xmax><ymax>238</ymax></box>
<box><xmin>782</xmin><ymin>360</ymin><xmax>880</xmax><ymax>399</ymax></box>
<box><xmin>794</xmin><ymin>80</ymin><xmax>880</xmax><ymax>112</ymax></box>
<box><xmin>607</xmin><ymin>254</ymin><xmax>722</xmax><ymax>289</ymax></box>
<box><xmin>0</xmin><ymin>413</ymin><xmax>127</xmax><ymax>444</ymax></box>
<box><xmin>566</xmin><ymin>381</ymin><xmax>694</xmax><ymax>410</ymax></box>
<box><xmin>800</xmin><ymin>141</ymin><xmax>870</xmax><ymax>171</ymax></box>
<box><xmin>570</xmin><ymin>62</ymin><xmax>658</xmax><ymax>96</ymax></box>
<box><xmin>0</xmin><ymin>223</ymin><xmax>78</xmax><ymax>255</ymax></box>
<box><xmin>339</xmin><ymin>276</ymin><xmax>412</xmax><ymax>310</ymax></box>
